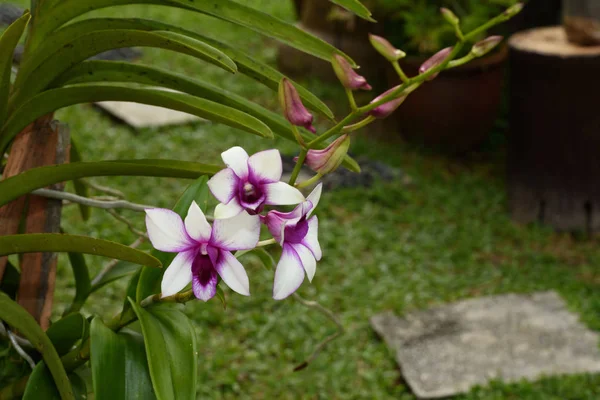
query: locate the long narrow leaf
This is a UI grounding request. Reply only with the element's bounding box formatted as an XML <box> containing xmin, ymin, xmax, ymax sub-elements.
<box><xmin>46</xmin><ymin>313</ymin><xmax>89</xmax><ymax>356</ymax></box>
<box><xmin>0</xmin><ymin>234</ymin><xmax>161</xmax><ymax>268</ymax></box>
<box><xmin>1</xmin><ymin>85</ymin><xmax>273</xmax><ymax>152</ymax></box>
<box><xmin>90</xmin><ymin>261</ymin><xmax>140</xmax><ymax>293</ymax></box>
<box><xmin>0</xmin><ymin>12</ymin><xmax>30</xmax><ymax>127</ymax></box>
<box><xmin>31</xmin><ymin>0</ymin><xmax>353</xmax><ymax>67</ymax></box>
<box><xmin>65</xmin><ymin>253</ymin><xmax>92</xmax><ymax>315</ymax></box>
<box><xmin>0</xmin><ymin>292</ymin><xmax>75</xmax><ymax>400</ymax></box>
<box><xmin>329</xmin><ymin>0</ymin><xmax>375</xmax><ymax>22</ymax></box>
<box><xmin>0</xmin><ymin>159</ymin><xmax>219</xmax><ymax>207</ymax></box>
<box><xmin>23</xmin><ymin>363</ymin><xmax>87</xmax><ymax>400</ymax></box>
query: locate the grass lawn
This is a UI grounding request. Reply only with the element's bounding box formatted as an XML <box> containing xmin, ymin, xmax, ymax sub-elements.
<box><xmin>4</xmin><ymin>1</ymin><xmax>600</xmax><ymax>398</ymax></box>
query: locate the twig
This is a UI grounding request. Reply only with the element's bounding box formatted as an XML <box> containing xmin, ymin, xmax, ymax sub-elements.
<box><xmin>5</xmin><ymin>325</ymin><xmax>35</xmax><ymax>369</ymax></box>
<box><xmin>292</xmin><ymin>293</ymin><xmax>344</xmax><ymax>371</ymax></box>
<box><xmin>32</xmin><ymin>188</ymin><xmax>152</xmax><ymax>212</ymax></box>
<box><xmin>0</xmin><ymin>323</ymin><xmax>33</xmax><ymax>351</ymax></box>
<box><xmin>107</xmin><ymin>209</ymin><xmax>149</xmax><ymax>238</ymax></box>
<box><xmin>85</xmin><ymin>181</ymin><xmax>126</xmax><ymax>198</ymax></box>
<box><xmin>91</xmin><ymin>237</ymin><xmax>145</xmax><ymax>287</ymax></box>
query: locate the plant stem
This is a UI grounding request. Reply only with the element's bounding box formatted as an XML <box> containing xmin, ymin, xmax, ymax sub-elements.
<box><xmin>392</xmin><ymin>61</ymin><xmax>410</xmax><ymax>83</ymax></box>
<box><xmin>288</xmin><ymin>149</ymin><xmax>308</xmax><ymax>186</ymax></box>
<box><xmin>295</xmin><ymin>174</ymin><xmax>322</xmax><ymax>189</ymax></box>
<box><xmin>345</xmin><ymin>88</ymin><xmax>358</xmax><ymax>111</ymax></box>
<box><xmin>342</xmin><ymin>116</ymin><xmax>375</xmax><ymax>133</ymax></box>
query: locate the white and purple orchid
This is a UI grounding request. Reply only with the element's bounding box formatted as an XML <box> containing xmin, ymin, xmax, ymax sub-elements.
<box><xmin>208</xmin><ymin>147</ymin><xmax>305</xmax><ymax>219</ymax></box>
<box><xmin>145</xmin><ymin>202</ymin><xmax>260</xmax><ymax>301</ymax></box>
<box><xmin>264</xmin><ymin>183</ymin><xmax>323</xmax><ymax>300</ymax></box>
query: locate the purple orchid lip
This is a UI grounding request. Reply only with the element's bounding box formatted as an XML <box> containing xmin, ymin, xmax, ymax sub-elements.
<box><xmin>208</xmin><ymin>147</ymin><xmax>305</xmax><ymax>219</ymax></box>
<box><xmin>145</xmin><ymin>201</ymin><xmax>260</xmax><ymax>301</ymax></box>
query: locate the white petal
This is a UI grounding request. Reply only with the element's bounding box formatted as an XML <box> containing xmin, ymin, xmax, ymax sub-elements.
<box><xmin>211</xmin><ymin>211</ymin><xmax>260</xmax><ymax>251</ymax></box>
<box><xmin>214</xmin><ymin>199</ymin><xmax>244</xmax><ymax>219</ymax></box>
<box><xmin>207</xmin><ymin>168</ymin><xmax>238</xmax><ymax>204</ymax></box>
<box><xmin>214</xmin><ymin>250</ymin><xmax>250</xmax><ymax>296</ymax></box>
<box><xmin>161</xmin><ymin>250</ymin><xmax>194</xmax><ymax>297</ymax></box>
<box><xmin>303</xmin><ymin>216</ymin><xmax>322</xmax><ymax>260</ymax></box>
<box><xmin>264</xmin><ymin>182</ymin><xmax>305</xmax><ymax>206</ymax></box>
<box><xmin>273</xmin><ymin>245</ymin><xmax>305</xmax><ymax>300</ymax></box>
<box><xmin>292</xmin><ymin>243</ymin><xmax>317</xmax><ymax>282</ymax></box>
<box><xmin>306</xmin><ymin>183</ymin><xmax>323</xmax><ymax>217</ymax></box>
<box><xmin>184</xmin><ymin>201</ymin><xmax>211</xmax><ymax>242</ymax></box>
<box><xmin>145</xmin><ymin>208</ymin><xmax>193</xmax><ymax>252</ymax></box>
<box><xmin>248</xmin><ymin>149</ymin><xmax>282</xmax><ymax>183</ymax></box>
<box><xmin>221</xmin><ymin>146</ymin><xmax>249</xmax><ymax>178</ymax></box>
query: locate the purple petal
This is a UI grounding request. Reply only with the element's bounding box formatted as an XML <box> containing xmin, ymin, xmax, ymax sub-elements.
<box><xmin>264</xmin><ymin>200</ymin><xmax>312</xmax><ymax>242</ymax></box>
<box><xmin>302</xmin><ymin>216</ymin><xmax>322</xmax><ymax>261</ymax></box>
<box><xmin>248</xmin><ymin>149</ymin><xmax>282</xmax><ymax>183</ymax></box>
<box><xmin>145</xmin><ymin>208</ymin><xmax>193</xmax><ymax>252</ymax></box>
<box><xmin>221</xmin><ymin>146</ymin><xmax>249</xmax><ymax>178</ymax></box>
<box><xmin>292</xmin><ymin>243</ymin><xmax>317</xmax><ymax>282</ymax></box>
<box><xmin>210</xmin><ymin>211</ymin><xmax>260</xmax><ymax>251</ymax></box>
<box><xmin>273</xmin><ymin>244</ymin><xmax>305</xmax><ymax>300</ymax></box>
<box><xmin>161</xmin><ymin>250</ymin><xmax>195</xmax><ymax>297</ymax></box>
<box><xmin>211</xmin><ymin>249</ymin><xmax>250</xmax><ymax>296</ymax></box>
<box><xmin>208</xmin><ymin>168</ymin><xmax>238</xmax><ymax>204</ymax></box>
<box><xmin>184</xmin><ymin>201</ymin><xmax>211</xmax><ymax>242</ymax></box>
<box><xmin>191</xmin><ymin>252</ymin><xmax>218</xmax><ymax>301</ymax></box>
<box><xmin>263</xmin><ymin>182</ymin><xmax>305</xmax><ymax>206</ymax></box>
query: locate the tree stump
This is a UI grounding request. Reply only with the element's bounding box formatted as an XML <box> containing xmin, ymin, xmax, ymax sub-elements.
<box><xmin>508</xmin><ymin>27</ymin><xmax>600</xmax><ymax>232</ymax></box>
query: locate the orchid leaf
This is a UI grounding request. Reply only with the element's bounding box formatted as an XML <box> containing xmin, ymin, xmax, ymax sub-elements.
<box><xmin>31</xmin><ymin>0</ymin><xmax>353</xmax><ymax>67</ymax></box>
<box><xmin>13</xmin><ymin>28</ymin><xmax>235</xmax><ymax>105</ymax></box>
<box><xmin>237</xmin><ymin>248</ymin><xmax>276</xmax><ymax>271</ymax></box>
<box><xmin>43</xmin><ymin>17</ymin><xmax>334</xmax><ymax>121</ymax></box>
<box><xmin>46</xmin><ymin>313</ymin><xmax>89</xmax><ymax>356</ymax></box>
<box><xmin>136</xmin><ymin>176</ymin><xmax>210</xmax><ymax>302</ymax></box>
<box><xmin>2</xmin><ymin>84</ymin><xmax>272</xmax><ymax>151</ymax></box>
<box><xmin>0</xmin><ymin>159</ymin><xmax>219</xmax><ymax>207</ymax></box>
<box><xmin>64</xmin><ymin>252</ymin><xmax>92</xmax><ymax>315</ymax></box>
<box><xmin>0</xmin><ymin>260</ymin><xmax>19</xmax><ymax>299</ymax></box>
<box><xmin>329</xmin><ymin>0</ymin><xmax>376</xmax><ymax>22</ymax></box>
<box><xmin>120</xmin><ymin>269</ymin><xmax>142</xmax><ymax>323</ymax></box>
<box><xmin>0</xmin><ymin>11</ymin><xmax>30</xmax><ymax>127</ymax></box>
<box><xmin>23</xmin><ymin>363</ymin><xmax>87</xmax><ymax>400</ymax></box>
<box><xmin>0</xmin><ymin>292</ymin><xmax>74</xmax><ymax>400</ymax></box>
<box><xmin>129</xmin><ymin>302</ymin><xmax>197</xmax><ymax>400</ymax></box>
<box><xmin>90</xmin><ymin>318</ymin><xmax>156</xmax><ymax>400</ymax></box>
<box><xmin>0</xmin><ymin>234</ymin><xmax>161</xmax><ymax>268</ymax></box>
<box><xmin>90</xmin><ymin>261</ymin><xmax>140</xmax><ymax>293</ymax></box>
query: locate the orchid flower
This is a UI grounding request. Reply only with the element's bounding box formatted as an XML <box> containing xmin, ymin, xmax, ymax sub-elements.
<box><xmin>264</xmin><ymin>183</ymin><xmax>323</xmax><ymax>300</ymax></box>
<box><xmin>145</xmin><ymin>202</ymin><xmax>260</xmax><ymax>301</ymax></box>
<box><xmin>208</xmin><ymin>146</ymin><xmax>305</xmax><ymax>219</ymax></box>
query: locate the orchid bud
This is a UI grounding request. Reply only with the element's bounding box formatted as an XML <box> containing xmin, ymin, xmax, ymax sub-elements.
<box><xmin>368</xmin><ymin>84</ymin><xmax>419</xmax><ymax>119</ymax></box>
<box><xmin>304</xmin><ymin>134</ymin><xmax>351</xmax><ymax>175</ymax></box>
<box><xmin>471</xmin><ymin>36</ymin><xmax>503</xmax><ymax>57</ymax></box>
<box><xmin>504</xmin><ymin>2</ymin><xmax>524</xmax><ymax>18</ymax></box>
<box><xmin>368</xmin><ymin>34</ymin><xmax>406</xmax><ymax>62</ymax></box>
<box><xmin>419</xmin><ymin>47</ymin><xmax>452</xmax><ymax>80</ymax></box>
<box><xmin>278</xmin><ymin>78</ymin><xmax>316</xmax><ymax>133</ymax></box>
<box><xmin>331</xmin><ymin>55</ymin><xmax>372</xmax><ymax>91</ymax></box>
<box><xmin>440</xmin><ymin>8</ymin><xmax>459</xmax><ymax>27</ymax></box>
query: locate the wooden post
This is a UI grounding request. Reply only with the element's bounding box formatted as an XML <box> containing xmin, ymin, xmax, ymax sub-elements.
<box><xmin>0</xmin><ymin>115</ymin><xmax>70</xmax><ymax>329</ymax></box>
<box><xmin>508</xmin><ymin>27</ymin><xmax>600</xmax><ymax>232</ymax></box>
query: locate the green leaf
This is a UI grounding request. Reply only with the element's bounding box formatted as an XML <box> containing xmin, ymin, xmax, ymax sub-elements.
<box><xmin>13</xmin><ymin>28</ymin><xmax>236</xmax><ymax>105</ymax></box>
<box><xmin>47</xmin><ymin>313</ymin><xmax>89</xmax><ymax>356</ymax></box>
<box><xmin>329</xmin><ymin>0</ymin><xmax>376</xmax><ymax>22</ymax></box>
<box><xmin>129</xmin><ymin>302</ymin><xmax>197</xmax><ymax>400</ymax></box>
<box><xmin>0</xmin><ymin>292</ymin><xmax>74</xmax><ymax>400</ymax></box>
<box><xmin>216</xmin><ymin>286</ymin><xmax>227</xmax><ymax>310</ymax></box>
<box><xmin>90</xmin><ymin>318</ymin><xmax>156</xmax><ymax>400</ymax></box>
<box><xmin>0</xmin><ymin>11</ymin><xmax>30</xmax><ymax>127</ymax></box>
<box><xmin>23</xmin><ymin>363</ymin><xmax>87</xmax><ymax>400</ymax></box>
<box><xmin>32</xmin><ymin>0</ymin><xmax>353</xmax><ymax>67</ymax></box>
<box><xmin>0</xmin><ymin>234</ymin><xmax>161</xmax><ymax>268</ymax></box>
<box><xmin>236</xmin><ymin>247</ymin><xmax>276</xmax><ymax>271</ymax></box>
<box><xmin>120</xmin><ymin>268</ymin><xmax>142</xmax><ymax>323</ymax></box>
<box><xmin>64</xmin><ymin>253</ymin><xmax>91</xmax><ymax>315</ymax></box>
<box><xmin>0</xmin><ymin>260</ymin><xmax>20</xmax><ymax>299</ymax></box>
<box><xmin>1</xmin><ymin>85</ymin><xmax>272</xmax><ymax>151</ymax></box>
<box><xmin>40</xmin><ymin>17</ymin><xmax>333</xmax><ymax>121</ymax></box>
<box><xmin>69</xmin><ymin>140</ymin><xmax>91</xmax><ymax>221</ymax></box>
<box><xmin>90</xmin><ymin>261</ymin><xmax>140</xmax><ymax>293</ymax></box>
<box><xmin>136</xmin><ymin>176</ymin><xmax>209</xmax><ymax>302</ymax></box>
<box><xmin>0</xmin><ymin>159</ymin><xmax>220</xmax><ymax>207</ymax></box>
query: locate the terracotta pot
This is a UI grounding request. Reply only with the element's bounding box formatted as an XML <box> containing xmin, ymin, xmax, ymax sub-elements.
<box><xmin>379</xmin><ymin>45</ymin><xmax>508</xmax><ymax>153</ymax></box>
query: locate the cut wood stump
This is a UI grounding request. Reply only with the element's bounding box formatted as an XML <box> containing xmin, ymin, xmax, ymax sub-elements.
<box><xmin>508</xmin><ymin>27</ymin><xmax>600</xmax><ymax>232</ymax></box>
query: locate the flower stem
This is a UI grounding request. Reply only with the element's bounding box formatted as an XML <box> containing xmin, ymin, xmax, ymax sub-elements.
<box><xmin>342</xmin><ymin>116</ymin><xmax>375</xmax><ymax>133</ymax></box>
<box><xmin>295</xmin><ymin>174</ymin><xmax>322</xmax><ymax>189</ymax></box>
<box><xmin>345</xmin><ymin>88</ymin><xmax>358</xmax><ymax>111</ymax></box>
<box><xmin>392</xmin><ymin>61</ymin><xmax>410</xmax><ymax>83</ymax></box>
<box><xmin>291</xmin><ymin>125</ymin><xmax>305</xmax><ymax>146</ymax></box>
<box><xmin>257</xmin><ymin>238</ymin><xmax>276</xmax><ymax>247</ymax></box>
<box><xmin>288</xmin><ymin>149</ymin><xmax>308</xmax><ymax>186</ymax></box>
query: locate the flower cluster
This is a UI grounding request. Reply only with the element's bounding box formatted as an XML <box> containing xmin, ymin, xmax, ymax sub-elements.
<box><xmin>145</xmin><ymin>147</ymin><xmax>322</xmax><ymax>302</ymax></box>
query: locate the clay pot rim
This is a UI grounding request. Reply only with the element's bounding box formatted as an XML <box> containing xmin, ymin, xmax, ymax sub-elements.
<box><xmin>402</xmin><ymin>44</ymin><xmax>509</xmax><ymax>75</ymax></box>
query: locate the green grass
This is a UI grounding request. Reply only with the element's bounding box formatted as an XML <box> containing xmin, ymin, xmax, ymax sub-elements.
<box><xmin>4</xmin><ymin>1</ymin><xmax>600</xmax><ymax>398</ymax></box>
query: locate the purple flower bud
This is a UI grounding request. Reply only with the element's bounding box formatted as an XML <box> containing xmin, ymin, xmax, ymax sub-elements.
<box><xmin>368</xmin><ymin>84</ymin><xmax>419</xmax><ymax>119</ymax></box>
<box><xmin>278</xmin><ymin>78</ymin><xmax>316</xmax><ymax>133</ymax></box>
<box><xmin>440</xmin><ymin>8</ymin><xmax>459</xmax><ymax>26</ymax></box>
<box><xmin>419</xmin><ymin>47</ymin><xmax>452</xmax><ymax>80</ymax></box>
<box><xmin>368</xmin><ymin>34</ymin><xmax>406</xmax><ymax>62</ymax></box>
<box><xmin>471</xmin><ymin>36</ymin><xmax>503</xmax><ymax>57</ymax></box>
<box><xmin>303</xmin><ymin>134</ymin><xmax>351</xmax><ymax>175</ymax></box>
<box><xmin>331</xmin><ymin>55</ymin><xmax>372</xmax><ymax>91</ymax></box>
